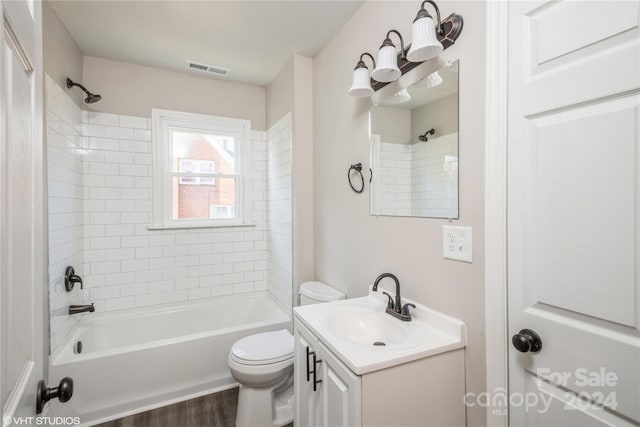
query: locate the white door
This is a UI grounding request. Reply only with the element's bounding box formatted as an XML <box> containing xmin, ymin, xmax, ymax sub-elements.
<box><xmin>294</xmin><ymin>321</ymin><xmax>320</xmax><ymax>427</ymax></box>
<box><xmin>0</xmin><ymin>0</ymin><xmax>46</xmax><ymax>422</ymax></box>
<box><xmin>507</xmin><ymin>1</ymin><xmax>640</xmax><ymax>426</ymax></box>
<box><xmin>317</xmin><ymin>343</ymin><xmax>360</xmax><ymax>427</ymax></box>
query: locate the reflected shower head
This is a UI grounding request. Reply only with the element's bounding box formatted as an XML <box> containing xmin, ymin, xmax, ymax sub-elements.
<box><xmin>66</xmin><ymin>78</ymin><xmax>102</xmax><ymax>104</ymax></box>
<box><xmin>419</xmin><ymin>129</ymin><xmax>435</xmax><ymax>142</ymax></box>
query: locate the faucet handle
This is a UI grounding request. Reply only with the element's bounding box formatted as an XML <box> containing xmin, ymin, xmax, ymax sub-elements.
<box><xmin>382</xmin><ymin>292</ymin><xmax>395</xmax><ymax>310</ymax></box>
<box><xmin>402</xmin><ymin>303</ymin><xmax>416</xmax><ymax>316</ymax></box>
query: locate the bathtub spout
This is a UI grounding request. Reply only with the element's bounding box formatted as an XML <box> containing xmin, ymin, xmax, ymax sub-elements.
<box><xmin>69</xmin><ymin>303</ymin><xmax>95</xmax><ymax>315</ymax></box>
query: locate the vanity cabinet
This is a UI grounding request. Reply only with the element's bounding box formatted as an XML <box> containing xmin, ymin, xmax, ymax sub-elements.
<box><xmin>294</xmin><ymin>320</ymin><xmax>361</xmax><ymax>427</ymax></box>
<box><xmin>294</xmin><ymin>318</ymin><xmax>465</xmax><ymax>427</ymax></box>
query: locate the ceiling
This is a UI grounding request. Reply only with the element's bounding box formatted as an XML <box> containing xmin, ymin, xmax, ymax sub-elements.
<box><xmin>49</xmin><ymin>0</ymin><xmax>363</xmax><ymax>87</ymax></box>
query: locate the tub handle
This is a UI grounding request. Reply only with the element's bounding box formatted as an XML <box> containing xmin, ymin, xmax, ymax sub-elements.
<box><xmin>313</xmin><ymin>353</ymin><xmax>322</xmax><ymax>392</ymax></box>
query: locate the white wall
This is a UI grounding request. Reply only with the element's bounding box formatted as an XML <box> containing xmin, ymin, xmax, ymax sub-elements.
<box><xmin>82</xmin><ymin>56</ymin><xmax>267</xmax><ymax>131</ymax></box>
<box><xmin>46</xmin><ymin>75</ymin><xmax>85</xmax><ymax>353</ymax></box>
<box><xmin>43</xmin><ymin>1</ymin><xmax>84</xmax><ymax>108</ymax></box>
<box><xmin>265</xmin><ymin>55</ymin><xmax>315</xmax><ymax>299</ymax></box>
<box><xmin>266</xmin><ymin>114</ymin><xmax>293</xmax><ymax>311</ymax></box>
<box><xmin>411</xmin><ymin>93</ymin><xmax>458</xmax><ymax>142</ymax></box>
<box><xmin>312</xmin><ymin>1</ymin><xmax>486</xmax><ymax>425</ymax></box>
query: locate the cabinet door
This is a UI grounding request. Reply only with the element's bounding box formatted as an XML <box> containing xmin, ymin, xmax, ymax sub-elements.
<box><xmin>294</xmin><ymin>320</ymin><xmax>320</xmax><ymax>427</ymax></box>
<box><xmin>318</xmin><ymin>343</ymin><xmax>361</xmax><ymax>427</ymax></box>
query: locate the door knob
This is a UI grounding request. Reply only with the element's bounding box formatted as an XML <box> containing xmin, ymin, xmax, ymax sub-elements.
<box><xmin>36</xmin><ymin>377</ymin><xmax>73</xmax><ymax>414</ymax></box>
<box><xmin>512</xmin><ymin>329</ymin><xmax>542</xmax><ymax>353</ymax></box>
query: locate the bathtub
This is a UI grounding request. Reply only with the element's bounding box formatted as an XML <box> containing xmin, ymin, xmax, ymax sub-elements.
<box><xmin>49</xmin><ymin>292</ymin><xmax>291</xmax><ymax>426</ymax></box>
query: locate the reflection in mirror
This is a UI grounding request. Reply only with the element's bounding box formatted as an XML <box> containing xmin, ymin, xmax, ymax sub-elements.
<box><xmin>370</xmin><ymin>60</ymin><xmax>459</xmax><ymax>219</ymax></box>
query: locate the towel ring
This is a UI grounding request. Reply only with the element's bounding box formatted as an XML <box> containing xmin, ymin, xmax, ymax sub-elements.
<box><xmin>348</xmin><ymin>163</ymin><xmax>365</xmax><ymax>193</ymax></box>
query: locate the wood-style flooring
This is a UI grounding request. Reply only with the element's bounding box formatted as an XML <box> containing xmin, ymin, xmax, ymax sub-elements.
<box><xmin>94</xmin><ymin>387</ymin><xmax>293</xmax><ymax>427</ymax></box>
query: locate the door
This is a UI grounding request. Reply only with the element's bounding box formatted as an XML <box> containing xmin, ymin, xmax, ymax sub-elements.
<box><xmin>317</xmin><ymin>343</ymin><xmax>360</xmax><ymax>427</ymax></box>
<box><xmin>294</xmin><ymin>321</ymin><xmax>320</xmax><ymax>427</ymax></box>
<box><xmin>507</xmin><ymin>1</ymin><xmax>640</xmax><ymax>426</ymax></box>
<box><xmin>0</xmin><ymin>0</ymin><xmax>46</xmax><ymax>422</ymax></box>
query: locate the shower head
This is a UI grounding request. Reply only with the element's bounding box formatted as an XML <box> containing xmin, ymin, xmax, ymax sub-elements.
<box><xmin>66</xmin><ymin>78</ymin><xmax>102</xmax><ymax>104</ymax></box>
<box><xmin>84</xmin><ymin>93</ymin><xmax>102</xmax><ymax>104</ymax></box>
<box><xmin>419</xmin><ymin>129</ymin><xmax>435</xmax><ymax>142</ymax></box>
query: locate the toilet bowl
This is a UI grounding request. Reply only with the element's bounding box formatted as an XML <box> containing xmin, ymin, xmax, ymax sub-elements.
<box><xmin>228</xmin><ymin>329</ymin><xmax>294</xmax><ymax>427</ymax></box>
<box><xmin>228</xmin><ymin>282</ymin><xmax>345</xmax><ymax>427</ymax></box>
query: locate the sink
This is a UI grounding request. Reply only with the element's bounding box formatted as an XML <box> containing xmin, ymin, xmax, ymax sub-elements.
<box><xmin>327</xmin><ymin>306</ymin><xmax>407</xmax><ymax>347</ymax></box>
<box><xmin>294</xmin><ymin>291</ymin><xmax>466</xmax><ymax>375</ymax></box>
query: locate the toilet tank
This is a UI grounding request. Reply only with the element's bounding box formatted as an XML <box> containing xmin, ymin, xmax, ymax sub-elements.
<box><xmin>299</xmin><ymin>281</ymin><xmax>346</xmax><ymax>306</ymax></box>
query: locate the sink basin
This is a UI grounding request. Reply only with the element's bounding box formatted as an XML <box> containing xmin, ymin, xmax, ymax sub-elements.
<box><xmin>294</xmin><ymin>291</ymin><xmax>466</xmax><ymax>374</ymax></box>
<box><xmin>327</xmin><ymin>307</ymin><xmax>407</xmax><ymax>347</ymax></box>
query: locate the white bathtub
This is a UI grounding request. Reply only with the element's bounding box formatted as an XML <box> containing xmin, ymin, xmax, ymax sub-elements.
<box><xmin>49</xmin><ymin>292</ymin><xmax>291</xmax><ymax>426</ymax></box>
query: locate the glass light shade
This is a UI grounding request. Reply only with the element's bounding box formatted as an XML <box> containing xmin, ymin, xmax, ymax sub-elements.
<box><xmin>414</xmin><ymin>71</ymin><xmax>443</xmax><ymax>88</ymax></box>
<box><xmin>348</xmin><ymin>67</ymin><xmax>374</xmax><ymax>98</ymax></box>
<box><xmin>372</xmin><ymin>45</ymin><xmax>401</xmax><ymax>83</ymax></box>
<box><xmin>407</xmin><ymin>16</ymin><xmax>443</xmax><ymax>62</ymax></box>
<box><xmin>385</xmin><ymin>88</ymin><xmax>412</xmax><ymax>104</ymax></box>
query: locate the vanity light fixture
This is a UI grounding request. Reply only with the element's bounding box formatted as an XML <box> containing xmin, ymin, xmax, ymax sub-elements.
<box><xmin>371</xmin><ymin>30</ymin><xmax>406</xmax><ymax>83</ymax></box>
<box><xmin>348</xmin><ymin>0</ymin><xmax>463</xmax><ymax>97</ymax></box>
<box><xmin>348</xmin><ymin>53</ymin><xmax>376</xmax><ymax>98</ymax></box>
<box><xmin>407</xmin><ymin>1</ymin><xmax>444</xmax><ymax>62</ymax></box>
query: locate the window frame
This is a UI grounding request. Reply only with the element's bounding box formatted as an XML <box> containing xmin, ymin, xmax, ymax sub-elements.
<box><xmin>151</xmin><ymin>109</ymin><xmax>252</xmax><ymax>229</ymax></box>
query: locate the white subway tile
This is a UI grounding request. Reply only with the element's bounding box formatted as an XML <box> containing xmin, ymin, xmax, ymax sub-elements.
<box><xmin>188</xmin><ymin>288</ymin><xmax>211</xmax><ymax>300</ymax></box>
<box><xmin>105</xmin><ymin>248</ymin><xmax>135</xmax><ymax>261</ymax></box>
<box><xmin>162</xmin><ymin>291</ymin><xmax>187</xmax><ymax>304</ymax></box>
<box><xmin>234</xmin><ymin>283</ymin><xmax>254</xmax><ymax>294</ymax></box>
<box><xmin>105</xmin><ymin>296</ymin><xmax>135</xmax><ymax>311</ymax></box>
<box><xmin>175</xmin><ymin>233</ymin><xmax>199</xmax><ymax>245</ymax></box>
<box><xmin>119</xmin><ymin>115</ymin><xmax>148</xmax><ymax>129</ymax></box>
<box><xmin>175</xmin><ymin>278</ymin><xmax>199</xmax><ymax>290</ymax></box>
<box><xmin>104</xmin><ymin>125</ymin><xmax>134</xmax><ymax>139</ymax></box>
<box><xmin>105</xmin><ymin>272</ymin><xmax>135</xmax><ymax>287</ymax></box>
<box><xmin>121</xmin><ymin>259</ymin><xmax>149</xmax><ymax>272</ymax></box>
<box><xmin>134</xmin><ymin>129</ymin><xmax>152</xmax><ymax>141</ymax></box>
<box><xmin>120</xmin><ymin>283</ymin><xmax>149</xmax><ymax>296</ymax></box>
<box><xmin>148</xmin><ymin>280</ymin><xmax>175</xmax><ymax>293</ymax></box>
<box><xmin>135</xmin><ymin>293</ymin><xmax>162</xmax><ymax>307</ymax></box>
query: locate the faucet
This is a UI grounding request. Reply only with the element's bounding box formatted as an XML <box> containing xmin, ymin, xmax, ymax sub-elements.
<box><xmin>372</xmin><ymin>273</ymin><xmax>415</xmax><ymax>321</ymax></box>
<box><xmin>69</xmin><ymin>303</ymin><xmax>95</xmax><ymax>315</ymax></box>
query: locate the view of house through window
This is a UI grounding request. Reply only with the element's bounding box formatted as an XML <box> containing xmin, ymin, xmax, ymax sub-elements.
<box><xmin>170</xmin><ymin>130</ymin><xmax>237</xmax><ymax>220</ymax></box>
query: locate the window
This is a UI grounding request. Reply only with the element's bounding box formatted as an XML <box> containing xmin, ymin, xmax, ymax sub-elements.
<box><xmin>151</xmin><ymin>109</ymin><xmax>251</xmax><ymax>228</ymax></box>
<box><xmin>178</xmin><ymin>159</ymin><xmax>216</xmax><ymax>185</ymax></box>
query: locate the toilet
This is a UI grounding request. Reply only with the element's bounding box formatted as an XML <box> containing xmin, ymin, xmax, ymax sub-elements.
<box><xmin>228</xmin><ymin>281</ymin><xmax>346</xmax><ymax>427</ymax></box>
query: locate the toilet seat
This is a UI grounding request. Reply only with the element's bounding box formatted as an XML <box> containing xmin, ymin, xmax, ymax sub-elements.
<box><xmin>230</xmin><ymin>329</ymin><xmax>293</xmax><ymax>366</ymax></box>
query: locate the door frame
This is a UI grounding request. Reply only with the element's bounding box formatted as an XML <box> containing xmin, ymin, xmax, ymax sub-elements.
<box><xmin>484</xmin><ymin>1</ymin><xmax>509</xmax><ymax>426</ymax></box>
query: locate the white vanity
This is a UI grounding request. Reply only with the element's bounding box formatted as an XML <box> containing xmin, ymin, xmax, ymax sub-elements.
<box><xmin>293</xmin><ymin>291</ymin><xmax>467</xmax><ymax>427</ymax></box>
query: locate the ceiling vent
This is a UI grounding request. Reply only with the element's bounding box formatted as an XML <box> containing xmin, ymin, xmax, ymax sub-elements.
<box><xmin>186</xmin><ymin>60</ymin><xmax>229</xmax><ymax>77</ymax></box>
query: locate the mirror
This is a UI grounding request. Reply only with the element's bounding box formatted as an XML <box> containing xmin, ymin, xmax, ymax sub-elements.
<box><xmin>369</xmin><ymin>61</ymin><xmax>459</xmax><ymax>219</ymax></box>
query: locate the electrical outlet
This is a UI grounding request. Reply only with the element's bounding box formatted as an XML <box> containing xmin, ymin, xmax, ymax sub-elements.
<box><xmin>442</xmin><ymin>225</ymin><xmax>472</xmax><ymax>263</ymax></box>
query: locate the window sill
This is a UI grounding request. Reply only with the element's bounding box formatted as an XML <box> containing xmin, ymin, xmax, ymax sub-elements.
<box><xmin>146</xmin><ymin>222</ymin><xmax>256</xmax><ymax>231</ymax></box>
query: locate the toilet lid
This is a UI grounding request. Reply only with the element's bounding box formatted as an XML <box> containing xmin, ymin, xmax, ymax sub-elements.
<box><xmin>231</xmin><ymin>329</ymin><xmax>293</xmax><ymax>365</ymax></box>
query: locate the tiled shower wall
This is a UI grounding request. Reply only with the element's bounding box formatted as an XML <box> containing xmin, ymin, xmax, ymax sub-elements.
<box><xmin>376</xmin><ymin>133</ymin><xmax>458</xmax><ymax>218</ymax></box>
<box><xmin>375</xmin><ymin>141</ymin><xmax>412</xmax><ymax>216</ymax></box>
<box><xmin>411</xmin><ymin>133</ymin><xmax>458</xmax><ymax>218</ymax></box>
<box><xmin>46</xmin><ymin>76</ymin><xmax>86</xmax><ymax>351</ymax></box>
<box><xmin>81</xmin><ymin>113</ymin><xmax>268</xmax><ymax>312</ymax></box>
<box><xmin>46</xmin><ymin>81</ymin><xmax>293</xmax><ymax>352</ymax></box>
<box><xmin>266</xmin><ymin>114</ymin><xmax>293</xmax><ymax>310</ymax></box>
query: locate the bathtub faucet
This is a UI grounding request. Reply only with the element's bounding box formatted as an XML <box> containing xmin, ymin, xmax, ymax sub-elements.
<box><xmin>69</xmin><ymin>303</ymin><xmax>95</xmax><ymax>315</ymax></box>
